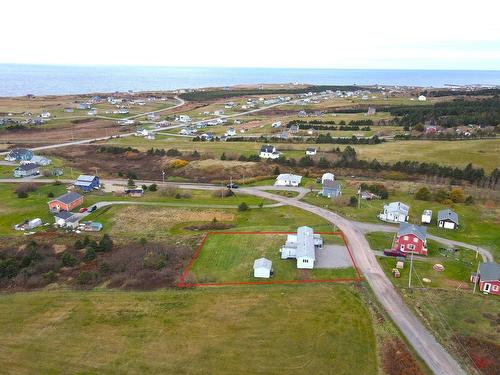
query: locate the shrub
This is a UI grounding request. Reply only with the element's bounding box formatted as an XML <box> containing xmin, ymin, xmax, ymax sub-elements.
<box><xmin>465</xmin><ymin>195</ymin><xmax>475</xmax><ymax>205</ymax></box>
<box><xmin>83</xmin><ymin>247</ymin><xmax>96</xmax><ymax>262</ymax></box>
<box><xmin>166</xmin><ymin>148</ymin><xmax>182</xmax><ymax>157</ymax></box>
<box><xmin>449</xmin><ymin>188</ymin><xmax>465</xmax><ymax>203</ymax></box>
<box><xmin>149</xmin><ymin>183</ymin><xmax>157</xmax><ymax>191</ymax></box>
<box><xmin>99</xmin><ymin>262</ymin><xmax>111</xmax><ymax>274</ymax></box>
<box><xmin>77</xmin><ymin>271</ymin><xmax>93</xmax><ymax>285</ymax></box>
<box><xmin>141</xmin><ymin>184</ymin><xmax>148</xmax><ymax>191</ymax></box>
<box><xmin>220</xmin><ymin>152</ymin><xmax>226</xmax><ymax>160</ymax></box>
<box><xmin>127</xmin><ymin>178</ymin><xmax>135</xmax><ymax>187</ymax></box>
<box><xmin>61</xmin><ymin>252</ymin><xmax>77</xmax><ymax>267</ymax></box>
<box><xmin>273</xmin><ymin>166</ymin><xmax>280</xmax><ymax>175</ymax></box>
<box><xmin>43</xmin><ymin>270</ymin><xmax>56</xmax><ymax>283</ymax></box>
<box><xmin>15</xmin><ymin>183</ymin><xmax>38</xmax><ymax>194</ymax></box>
<box><xmin>415</xmin><ymin>186</ymin><xmax>432</xmax><ymax>201</ymax></box>
<box><xmin>98</xmin><ymin>234</ymin><xmax>113</xmax><ymax>252</ymax></box>
<box><xmin>349</xmin><ymin>196</ymin><xmax>358</xmax><ymax>207</ymax></box>
<box><xmin>47</xmin><ymin>192</ymin><xmax>54</xmax><ymax>198</ymax></box>
<box><xmin>169</xmin><ymin>159</ymin><xmax>189</xmax><ymax>168</ymax></box>
<box><xmin>74</xmin><ymin>239</ymin><xmax>84</xmax><ymax>249</ymax></box>
<box><xmin>238</xmin><ymin>202</ymin><xmax>249</xmax><ymax>211</ymax></box>
<box><xmin>434</xmin><ymin>189</ymin><xmax>449</xmax><ymax>203</ymax></box>
<box><xmin>17</xmin><ymin>191</ymin><xmax>28</xmax><ymax>198</ymax></box>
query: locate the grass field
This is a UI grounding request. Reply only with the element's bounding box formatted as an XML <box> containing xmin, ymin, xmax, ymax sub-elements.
<box><xmin>0</xmin><ymin>285</ymin><xmax>378</xmax><ymax>374</ymax></box>
<box><xmin>186</xmin><ymin>233</ymin><xmax>355</xmax><ymax>284</ymax></box>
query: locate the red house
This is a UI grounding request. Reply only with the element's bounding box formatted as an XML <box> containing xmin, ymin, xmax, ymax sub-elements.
<box><xmin>471</xmin><ymin>262</ymin><xmax>500</xmax><ymax>295</ymax></box>
<box><xmin>392</xmin><ymin>223</ymin><xmax>428</xmax><ymax>256</ymax></box>
<box><xmin>48</xmin><ymin>191</ymin><xmax>84</xmax><ymax>212</ymax></box>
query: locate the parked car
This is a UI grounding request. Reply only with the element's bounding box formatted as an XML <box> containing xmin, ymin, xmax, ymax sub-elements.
<box><xmin>79</xmin><ymin>208</ymin><xmax>88</xmax><ymax>213</ymax></box>
<box><xmin>89</xmin><ymin>205</ymin><xmax>97</xmax><ymax>212</ymax></box>
<box><xmin>226</xmin><ymin>183</ymin><xmax>239</xmax><ymax>189</ymax></box>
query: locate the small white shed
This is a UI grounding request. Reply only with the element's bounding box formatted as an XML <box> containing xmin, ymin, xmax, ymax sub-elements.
<box><xmin>321</xmin><ymin>172</ymin><xmax>335</xmax><ymax>183</ymax></box>
<box><xmin>253</xmin><ymin>258</ymin><xmax>272</xmax><ymax>278</ymax></box>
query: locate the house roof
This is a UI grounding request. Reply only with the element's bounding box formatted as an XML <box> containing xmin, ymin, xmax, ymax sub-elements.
<box><xmin>75</xmin><ymin>175</ymin><xmax>98</xmax><ymax>187</ymax></box>
<box><xmin>322</xmin><ymin>172</ymin><xmax>334</xmax><ymax>180</ymax></box>
<box><xmin>296</xmin><ymin>226</ymin><xmax>316</xmax><ymax>260</ymax></box>
<box><xmin>51</xmin><ymin>191</ymin><xmax>83</xmax><ymax>205</ymax></box>
<box><xmin>276</xmin><ymin>174</ymin><xmax>302</xmax><ymax>183</ymax></box>
<box><xmin>397</xmin><ymin>223</ymin><xmax>427</xmax><ymax>242</ymax></box>
<box><xmin>16</xmin><ymin>163</ymin><xmax>39</xmax><ymax>171</ymax></box>
<box><xmin>260</xmin><ymin>144</ymin><xmax>275</xmax><ymax>153</ymax></box>
<box><xmin>479</xmin><ymin>262</ymin><xmax>500</xmax><ymax>281</ymax></box>
<box><xmin>437</xmin><ymin>209</ymin><xmax>459</xmax><ymax>224</ymax></box>
<box><xmin>8</xmin><ymin>148</ymin><xmax>32</xmax><ymax>157</ymax></box>
<box><xmin>385</xmin><ymin>201</ymin><xmax>410</xmax><ymax>215</ymax></box>
<box><xmin>54</xmin><ymin>211</ymin><xmax>74</xmax><ymax>220</ymax></box>
<box><xmin>306</xmin><ymin>147</ymin><xmax>316</xmax><ymax>152</ymax></box>
<box><xmin>323</xmin><ymin>180</ymin><xmax>341</xmax><ymax>190</ymax></box>
<box><xmin>253</xmin><ymin>258</ymin><xmax>272</xmax><ymax>270</ymax></box>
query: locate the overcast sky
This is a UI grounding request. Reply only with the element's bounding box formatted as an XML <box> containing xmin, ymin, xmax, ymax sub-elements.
<box><xmin>1</xmin><ymin>0</ymin><xmax>499</xmax><ymax>70</ymax></box>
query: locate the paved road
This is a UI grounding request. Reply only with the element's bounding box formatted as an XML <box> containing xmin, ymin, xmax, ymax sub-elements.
<box><xmin>240</xmin><ymin>187</ymin><xmax>466</xmax><ymax>375</ymax></box>
<box><xmin>354</xmin><ymin>221</ymin><xmax>494</xmax><ymax>262</ymax></box>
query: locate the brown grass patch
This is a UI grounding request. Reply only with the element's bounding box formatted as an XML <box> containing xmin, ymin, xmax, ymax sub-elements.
<box><xmin>382</xmin><ymin>337</ymin><xmax>425</xmax><ymax>375</ymax></box>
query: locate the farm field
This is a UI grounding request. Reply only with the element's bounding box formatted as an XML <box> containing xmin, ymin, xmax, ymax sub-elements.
<box><xmin>0</xmin><ymin>285</ymin><xmax>378</xmax><ymax>374</ymax></box>
<box><xmin>185</xmin><ymin>233</ymin><xmax>356</xmax><ymax>284</ymax></box>
<box><xmin>104</xmin><ymin>136</ymin><xmax>500</xmax><ymax>172</ymax></box>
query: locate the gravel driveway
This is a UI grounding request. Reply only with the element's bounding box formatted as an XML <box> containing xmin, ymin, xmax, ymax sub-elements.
<box><xmin>315</xmin><ymin>245</ymin><xmax>352</xmax><ymax>268</ymax></box>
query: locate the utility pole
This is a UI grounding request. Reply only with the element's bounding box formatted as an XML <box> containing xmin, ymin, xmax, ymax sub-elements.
<box><xmin>95</xmin><ymin>167</ymin><xmax>99</xmax><ymax>176</ymax></box>
<box><xmin>408</xmin><ymin>250</ymin><xmax>414</xmax><ymax>289</ymax></box>
<box><xmin>472</xmin><ymin>260</ymin><xmax>480</xmax><ymax>295</ymax></box>
<box><xmin>162</xmin><ymin>170</ymin><xmax>165</xmax><ymax>183</ymax></box>
<box><xmin>357</xmin><ymin>185</ymin><xmax>361</xmax><ymax>209</ymax></box>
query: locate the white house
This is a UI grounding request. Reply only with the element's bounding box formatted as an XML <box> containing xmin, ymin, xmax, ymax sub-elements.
<box><xmin>178</xmin><ymin>115</ymin><xmax>192</xmax><ymax>123</ymax></box>
<box><xmin>305</xmin><ymin>147</ymin><xmax>317</xmax><ymax>156</ymax></box>
<box><xmin>271</xmin><ymin>121</ymin><xmax>282</xmax><ymax>128</ymax></box>
<box><xmin>224</xmin><ymin>127</ymin><xmax>236</xmax><ymax>137</ymax></box>
<box><xmin>379</xmin><ymin>202</ymin><xmax>410</xmax><ymax>223</ymax></box>
<box><xmin>321</xmin><ymin>172</ymin><xmax>334</xmax><ymax>183</ymax></box>
<box><xmin>213</xmin><ymin>110</ymin><xmax>224</xmax><ymax>116</ymax></box>
<box><xmin>40</xmin><ymin>111</ymin><xmax>51</xmax><ymax>118</ymax></box>
<box><xmin>179</xmin><ymin>128</ymin><xmax>194</xmax><ymax>136</ymax></box>
<box><xmin>147</xmin><ymin>112</ymin><xmax>160</xmax><ymax>121</ymax></box>
<box><xmin>280</xmin><ymin>226</ymin><xmax>323</xmax><ymax>269</ymax></box>
<box><xmin>421</xmin><ymin>209</ymin><xmax>432</xmax><ymax>224</ymax></box>
<box><xmin>253</xmin><ymin>258</ymin><xmax>272</xmax><ymax>278</ymax></box>
<box><xmin>418</xmin><ymin>95</ymin><xmax>427</xmax><ymax>101</ymax></box>
<box><xmin>21</xmin><ymin>155</ymin><xmax>51</xmax><ymax>166</ymax></box>
<box><xmin>259</xmin><ymin>144</ymin><xmax>280</xmax><ymax>159</ymax></box>
<box><xmin>275</xmin><ymin>174</ymin><xmax>302</xmax><ymax>187</ymax></box>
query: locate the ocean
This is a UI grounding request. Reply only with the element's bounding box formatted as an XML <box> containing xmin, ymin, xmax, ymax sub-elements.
<box><xmin>1</xmin><ymin>64</ymin><xmax>499</xmax><ymax>97</ymax></box>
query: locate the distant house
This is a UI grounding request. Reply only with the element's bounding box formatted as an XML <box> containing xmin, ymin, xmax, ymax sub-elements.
<box><xmin>275</xmin><ymin>173</ymin><xmax>302</xmax><ymax>187</ymax></box>
<box><xmin>253</xmin><ymin>258</ymin><xmax>273</xmax><ymax>278</ymax></box>
<box><xmin>224</xmin><ymin>127</ymin><xmax>236</xmax><ymax>137</ymax></box>
<box><xmin>471</xmin><ymin>262</ymin><xmax>500</xmax><ymax>295</ymax></box>
<box><xmin>321</xmin><ymin>180</ymin><xmax>342</xmax><ymax>198</ymax></box>
<box><xmin>321</xmin><ymin>172</ymin><xmax>334</xmax><ymax>183</ymax></box>
<box><xmin>379</xmin><ymin>202</ymin><xmax>409</xmax><ymax>223</ymax></box>
<box><xmin>213</xmin><ymin>110</ymin><xmax>224</xmax><ymax>116</ymax></box>
<box><xmin>147</xmin><ymin>112</ymin><xmax>160</xmax><ymax>121</ymax></box>
<box><xmin>125</xmin><ymin>188</ymin><xmax>144</xmax><ymax>197</ymax></box>
<box><xmin>5</xmin><ymin>148</ymin><xmax>33</xmax><ymax>162</ymax></box>
<box><xmin>280</xmin><ymin>226</ymin><xmax>323</xmax><ymax>269</ymax></box>
<box><xmin>74</xmin><ymin>175</ymin><xmax>100</xmax><ymax>192</ymax></box>
<box><xmin>21</xmin><ymin>155</ymin><xmax>51</xmax><ymax>166</ymax></box>
<box><xmin>13</xmin><ymin>163</ymin><xmax>40</xmax><ymax>178</ymax></box>
<box><xmin>87</xmin><ymin>109</ymin><xmax>97</xmax><ymax>116</ymax></box>
<box><xmin>418</xmin><ymin>95</ymin><xmax>427</xmax><ymax>101</ymax></box>
<box><xmin>40</xmin><ymin>111</ymin><xmax>51</xmax><ymax>118</ymax></box>
<box><xmin>361</xmin><ymin>191</ymin><xmax>379</xmax><ymax>200</ymax></box>
<box><xmin>424</xmin><ymin>125</ymin><xmax>438</xmax><ymax>134</ymax></box>
<box><xmin>52</xmin><ymin>168</ymin><xmax>63</xmax><ymax>177</ymax></box>
<box><xmin>77</xmin><ymin>103</ymin><xmax>92</xmax><ymax>110</ymax></box>
<box><xmin>179</xmin><ymin>128</ymin><xmax>194</xmax><ymax>136</ymax></box>
<box><xmin>298</xmin><ymin>110</ymin><xmax>307</xmax><ymax>117</ymax></box>
<box><xmin>64</xmin><ymin>108</ymin><xmax>74</xmax><ymax>113</ymax></box>
<box><xmin>367</xmin><ymin>106</ymin><xmax>376</xmax><ymax>115</ymax></box>
<box><xmin>49</xmin><ymin>192</ymin><xmax>84</xmax><ymax>212</ymax></box>
<box><xmin>271</xmin><ymin>121</ymin><xmax>282</xmax><ymax>128</ymax></box>
<box><xmin>178</xmin><ymin>115</ymin><xmax>192</xmax><ymax>123</ymax></box>
<box><xmin>289</xmin><ymin>124</ymin><xmax>300</xmax><ymax>133</ymax></box>
<box><xmin>437</xmin><ymin>209</ymin><xmax>459</xmax><ymax>229</ymax></box>
<box><xmin>421</xmin><ymin>210</ymin><xmax>432</xmax><ymax>224</ymax></box>
<box><xmin>392</xmin><ymin>223</ymin><xmax>428</xmax><ymax>256</ymax></box>
<box><xmin>259</xmin><ymin>145</ymin><xmax>280</xmax><ymax>159</ymax></box>
<box><xmin>79</xmin><ymin>221</ymin><xmax>103</xmax><ymax>232</ymax></box>
<box><xmin>305</xmin><ymin>147</ymin><xmax>317</xmax><ymax>156</ymax></box>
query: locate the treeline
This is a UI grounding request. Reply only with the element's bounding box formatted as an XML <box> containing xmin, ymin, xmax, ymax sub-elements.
<box><xmin>421</xmin><ymin>89</ymin><xmax>500</xmax><ymax>97</ymax></box>
<box><xmin>178</xmin><ymin>85</ymin><xmax>365</xmax><ymax>101</ymax></box>
<box><xmin>97</xmin><ymin>146</ymin><xmax>139</xmax><ymax>154</ymax></box>
<box><xmin>389</xmin><ymin>97</ymin><xmax>500</xmax><ymax>127</ymax></box>
<box><xmin>316</xmin><ymin>134</ymin><xmax>382</xmax><ymax>144</ymax></box>
<box><xmin>394</xmin><ymin>131</ymin><xmax>497</xmax><ymax>141</ymax></box>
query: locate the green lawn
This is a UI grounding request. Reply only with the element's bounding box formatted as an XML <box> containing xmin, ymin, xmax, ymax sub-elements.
<box><xmin>187</xmin><ymin>233</ymin><xmax>355</xmax><ymax>284</ymax></box>
<box><xmin>0</xmin><ymin>183</ymin><xmax>68</xmax><ymax>236</ymax></box>
<box><xmin>0</xmin><ymin>285</ymin><xmax>378</xmax><ymax>374</ymax></box>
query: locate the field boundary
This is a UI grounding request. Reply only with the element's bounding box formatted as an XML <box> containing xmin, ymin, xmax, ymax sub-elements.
<box><xmin>178</xmin><ymin>231</ymin><xmax>362</xmax><ymax>287</ymax></box>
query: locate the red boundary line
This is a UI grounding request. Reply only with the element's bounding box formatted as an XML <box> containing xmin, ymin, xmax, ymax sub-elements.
<box><xmin>178</xmin><ymin>231</ymin><xmax>362</xmax><ymax>288</ymax></box>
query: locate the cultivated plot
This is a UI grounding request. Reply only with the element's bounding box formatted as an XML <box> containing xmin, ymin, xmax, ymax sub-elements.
<box><xmin>179</xmin><ymin>231</ymin><xmax>361</xmax><ymax>286</ymax></box>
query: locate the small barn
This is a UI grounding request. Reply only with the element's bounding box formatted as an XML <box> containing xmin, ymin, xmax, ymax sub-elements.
<box><xmin>421</xmin><ymin>210</ymin><xmax>432</xmax><ymax>224</ymax></box>
<box><xmin>253</xmin><ymin>258</ymin><xmax>272</xmax><ymax>278</ymax></box>
<box><xmin>305</xmin><ymin>147</ymin><xmax>317</xmax><ymax>156</ymax></box>
<box><xmin>392</xmin><ymin>223</ymin><xmax>428</xmax><ymax>256</ymax></box>
<box><xmin>74</xmin><ymin>175</ymin><xmax>100</xmax><ymax>192</ymax></box>
<box><xmin>437</xmin><ymin>209</ymin><xmax>459</xmax><ymax>229</ymax></box>
<box><xmin>471</xmin><ymin>262</ymin><xmax>500</xmax><ymax>295</ymax></box>
<box><xmin>321</xmin><ymin>172</ymin><xmax>334</xmax><ymax>183</ymax></box>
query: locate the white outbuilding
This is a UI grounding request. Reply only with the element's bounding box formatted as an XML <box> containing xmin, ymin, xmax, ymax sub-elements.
<box><xmin>275</xmin><ymin>173</ymin><xmax>302</xmax><ymax>187</ymax></box>
<box><xmin>418</xmin><ymin>95</ymin><xmax>427</xmax><ymax>101</ymax></box>
<box><xmin>421</xmin><ymin>209</ymin><xmax>432</xmax><ymax>224</ymax></box>
<box><xmin>253</xmin><ymin>258</ymin><xmax>272</xmax><ymax>278</ymax></box>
